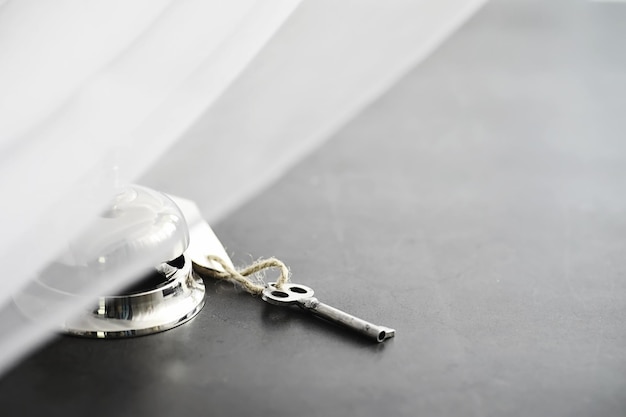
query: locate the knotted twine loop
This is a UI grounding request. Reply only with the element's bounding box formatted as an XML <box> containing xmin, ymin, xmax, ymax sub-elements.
<box><xmin>204</xmin><ymin>254</ymin><xmax>290</xmax><ymax>295</ymax></box>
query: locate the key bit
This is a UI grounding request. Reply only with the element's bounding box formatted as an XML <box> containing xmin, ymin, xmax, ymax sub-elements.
<box><xmin>262</xmin><ymin>282</ymin><xmax>395</xmax><ymax>342</ymax></box>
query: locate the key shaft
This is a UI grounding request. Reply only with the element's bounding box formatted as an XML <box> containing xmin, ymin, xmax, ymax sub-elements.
<box><xmin>262</xmin><ymin>282</ymin><xmax>395</xmax><ymax>343</ymax></box>
<box><xmin>299</xmin><ymin>297</ymin><xmax>395</xmax><ymax>342</ymax></box>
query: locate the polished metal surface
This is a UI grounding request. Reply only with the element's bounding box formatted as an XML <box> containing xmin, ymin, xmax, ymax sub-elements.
<box><xmin>71</xmin><ymin>185</ymin><xmax>191</xmax><ymax>270</ymax></box>
<box><xmin>14</xmin><ymin>186</ymin><xmax>208</xmax><ymax>338</ymax></box>
<box><xmin>63</xmin><ymin>254</ymin><xmax>205</xmax><ymax>338</ymax></box>
<box><xmin>262</xmin><ymin>282</ymin><xmax>395</xmax><ymax>342</ymax></box>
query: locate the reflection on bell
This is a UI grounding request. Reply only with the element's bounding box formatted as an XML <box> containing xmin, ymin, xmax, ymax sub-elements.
<box><xmin>64</xmin><ymin>253</ymin><xmax>205</xmax><ymax>338</ymax></box>
<box><xmin>15</xmin><ymin>185</ymin><xmax>206</xmax><ymax>338</ymax></box>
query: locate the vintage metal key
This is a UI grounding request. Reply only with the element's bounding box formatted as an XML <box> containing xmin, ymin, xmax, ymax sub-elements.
<box><xmin>262</xmin><ymin>282</ymin><xmax>395</xmax><ymax>342</ymax></box>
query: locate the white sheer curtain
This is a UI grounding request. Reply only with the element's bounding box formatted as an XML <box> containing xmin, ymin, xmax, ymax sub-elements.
<box><xmin>0</xmin><ymin>0</ymin><xmax>485</xmax><ymax>375</ymax></box>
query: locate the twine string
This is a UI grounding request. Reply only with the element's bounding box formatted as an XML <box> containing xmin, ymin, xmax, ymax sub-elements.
<box><xmin>203</xmin><ymin>255</ymin><xmax>290</xmax><ymax>295</ymax></box>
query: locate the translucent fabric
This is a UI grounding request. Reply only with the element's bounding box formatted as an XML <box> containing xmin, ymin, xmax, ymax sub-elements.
<box><xmin>0</xmin><ymin>0</ymin><xmax>485</xmax><ymax>374</ymax></box>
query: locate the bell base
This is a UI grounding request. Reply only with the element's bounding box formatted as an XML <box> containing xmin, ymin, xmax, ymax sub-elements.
<box><xmin>62</xmin><ymin>254</ymin><xmax>205</xmax><ymax>338</ymax></box>
<box><xmin>63</xmin><ymin>293</ymin><xmax>205</xmax><ymax>338</ymax></box>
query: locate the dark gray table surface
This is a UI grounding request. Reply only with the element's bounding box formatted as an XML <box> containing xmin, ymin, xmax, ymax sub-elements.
<box><xmin>2</xmin><ymin>1</ymin><xmax>625</xmax><ymax>416</ymax></box>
